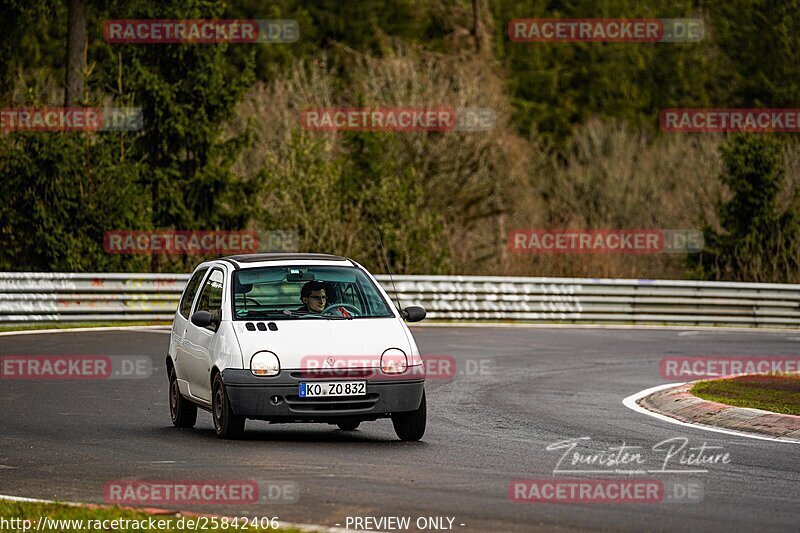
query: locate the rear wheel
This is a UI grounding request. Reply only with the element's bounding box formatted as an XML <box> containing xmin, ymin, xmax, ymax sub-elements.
<box><xmin>392</xmin><ymin>390</ymin><xmax>426</xmax><ymax>441</ymax></box>
<box><xmin>169</xmin><ymin>367</ymin><xmax>197</xmax><ymax>428</ymax></box>
<box><xmin>337</xmin><ymin>421</ymin><xmax>361</xmax><ymax>431</ymax></box>
<box><xmin>212</xmin><ymin>373</ymin><xmax>245</xmax><ymax>439</ymax></box>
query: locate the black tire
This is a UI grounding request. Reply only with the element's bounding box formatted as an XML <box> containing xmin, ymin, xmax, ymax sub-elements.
<box><xmin>337</xmin><ymin>421</ymin><xmax>361</xmax><ymax>431</ymax></box>
<box><xmin>391</xmin><ymin>390</ymin><xmax>426</xmax><ymax>441</ymax></box>
<box><xmin>169</xmin><ymin>367</ymin><xmax>197</xmax><ymax>428</ymax></box>
<box><xmin>212</xmin><ymin>373</ymin><xmax>245</xmax><ymax>439</ymax></box>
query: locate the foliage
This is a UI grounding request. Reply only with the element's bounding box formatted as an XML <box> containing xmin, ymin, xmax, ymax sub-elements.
<box><xmin>1</xmin><ymin>0</ymin><xmax>799</xmax><ymax>282</ymax></box>
<box><xmin>689</xmin><ymin>134</ymin><xmax>800</xmax><ymax>282</ymax></box>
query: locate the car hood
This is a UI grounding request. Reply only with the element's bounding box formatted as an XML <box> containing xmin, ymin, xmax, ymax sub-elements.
<box><xmin>231</xmin><ymin>318</ymin><xmax>418</xmax><ymax>370</ymax></box>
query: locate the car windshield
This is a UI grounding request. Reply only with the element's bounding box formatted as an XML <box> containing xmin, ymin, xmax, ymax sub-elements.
<box><xmin>232</xmin><ymin>265</ymin><xmax>394</xmax><ymax>320</ymax></box>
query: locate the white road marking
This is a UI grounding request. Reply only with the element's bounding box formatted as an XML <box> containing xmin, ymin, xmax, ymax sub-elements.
<box><xmin>622</xmin><ymin>383</ymin><xmax>800</xmax><ymax>444</ymax></box>
<box><xmin>0</xmin><ymin>323</ymin><xmax>795</xmax><ymax>338</ymax></box>
<box><xmin>0</xmin><ymin>326</ymin><xmax>170</xmax><ymax>337</ymax></box>
<box><xmin>413</xmin><ymin>322</ymin><xmax>800</xmax><ymax>333</ymax></box>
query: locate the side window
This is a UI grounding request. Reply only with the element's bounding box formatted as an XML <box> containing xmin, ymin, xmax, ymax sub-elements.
<box><xmin>194</xmin><ymin>269</ymin><xmax>225</xmax><ymax>331</ymax></box>
<box><xmin>179</xmin><ymin>268</ymin><xmax>208</xmax><ymax>319</ymax></box>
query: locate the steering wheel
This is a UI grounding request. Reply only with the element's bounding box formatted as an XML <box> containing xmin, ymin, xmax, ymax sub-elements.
<box><xmin>321</xmin><ymin>303</ymin><xmax>361</xmax><ymax>317</ymax></box>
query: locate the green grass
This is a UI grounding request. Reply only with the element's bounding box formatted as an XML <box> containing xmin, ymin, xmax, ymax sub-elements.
<box><xmin>0</xmin><ymin>500</ymin><xmax>302</xmax><ymax>532</ymax></box>
<box><xmin>0</xmin><ymin>322</ymin><xmax>170</xmax><ymax>332</ymax></box>
<box><xmin>692</xmin><ymin>374</ymin><xmax>800</xmax><ymax>416</ymax></box>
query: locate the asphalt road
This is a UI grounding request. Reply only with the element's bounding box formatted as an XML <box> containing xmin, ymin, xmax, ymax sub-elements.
<box><xmin>1</xmin><ymin>326</ymin><xmax>799</xmax><ymax>532</ymax></box>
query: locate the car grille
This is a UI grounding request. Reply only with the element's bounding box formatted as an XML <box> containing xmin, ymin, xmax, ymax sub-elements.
<box><xmin>284</xmin><ymin>393</ymin><xmax>380</xmax><ymax>413</ymax></box>
<box><xmin>289</xmin><ymin>369</ymin><xmax>377</xmax><ymax>379</ymax></box>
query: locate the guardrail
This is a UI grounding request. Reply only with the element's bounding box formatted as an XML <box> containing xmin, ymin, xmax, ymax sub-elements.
<box><xmin>1</xmin><ymin>272</ymin><xmax>799</xmax><ymax>328</ymax></box>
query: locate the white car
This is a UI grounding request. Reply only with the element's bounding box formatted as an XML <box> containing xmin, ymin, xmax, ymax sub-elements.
<box><xmin>166</xmin><ymin>253</ymin><xmax>428</xmax><ymax>441</ymax></box>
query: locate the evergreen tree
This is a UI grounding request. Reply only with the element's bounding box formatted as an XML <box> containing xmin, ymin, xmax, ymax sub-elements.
<box><xmin>689</xmin><ymin>134</ymin><xmax>800</xmax><ymax>282</ymax></box>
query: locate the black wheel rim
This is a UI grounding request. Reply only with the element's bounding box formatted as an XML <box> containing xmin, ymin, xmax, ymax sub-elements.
<box><xmin>169</xmin><ymin>377</ymin><xmax>179</xmax><ymax>421</ymax></box>
<box><xmin>213</xmin><ymin>382</ymin><xmax>223</xmax><ymax>430</ymax></box>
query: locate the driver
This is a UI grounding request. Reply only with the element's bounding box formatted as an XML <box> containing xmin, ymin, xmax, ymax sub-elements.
<box><xmin>297</xmin><ymin>280</ymin><xmax>353</xmax><ymax>317</ymax></box>
<box><xmin>298</xmin><ymin>280</ymin><xmax>327</xmax><ymax>313</ymax></box>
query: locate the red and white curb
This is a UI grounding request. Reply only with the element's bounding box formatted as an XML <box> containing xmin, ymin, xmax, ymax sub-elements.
<box><xmin>0</xmin><ymin>494</ymin><xmax>357</xmax><ymax>533</ymax></box>
<box><xmin>623</xmin><ymin>382</ymin><xmax>800</xmax><ymax>444</ymax></box>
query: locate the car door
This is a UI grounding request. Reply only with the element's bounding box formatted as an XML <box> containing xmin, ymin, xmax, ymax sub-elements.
<box><xmin>183</xmin><ymin>268</ymin><xmax>225</xmax><ymax>402</ymax></box>
<box><xmin>173</xmin><ymin>267</ymin><xmax>209</xmax><ymax>384</ymax></box>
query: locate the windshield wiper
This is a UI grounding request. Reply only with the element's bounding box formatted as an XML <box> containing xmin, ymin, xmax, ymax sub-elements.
<box><xmin>239</xmin><ymin>309</ymin><xmax>287</xmax><ymax>316</ymax></box>
<box><xmin>239</xmin><ymin>309</ymin><xmax>345</xmax><ymax>320</ymax></box>
<box><xmin>282</xmin><ymin>309</ymin><xmax>327</xmax><ymax>318</ymax></box>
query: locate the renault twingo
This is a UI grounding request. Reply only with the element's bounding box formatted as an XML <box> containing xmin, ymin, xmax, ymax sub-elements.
<box><xmin>167</xmin><ymin>253</ymin><xmax>427</xmax><ymax>440</ymax></box>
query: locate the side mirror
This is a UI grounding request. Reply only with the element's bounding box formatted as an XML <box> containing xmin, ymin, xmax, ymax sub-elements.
<box><xmin>191</xmin><ymin>310</ymin><xmax>217</xmax><ymax>328</ymax></box>
<box><xmin>402</xmin><ymin>306</ymin><xmax>426</xmax><ymax>323</ymax></box>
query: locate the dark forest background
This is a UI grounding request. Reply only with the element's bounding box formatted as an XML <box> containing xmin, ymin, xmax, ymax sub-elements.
<box><xmin>1</xmin><ymin>0</ymin><xmax>799</xmax><ymax>281</ymax></box>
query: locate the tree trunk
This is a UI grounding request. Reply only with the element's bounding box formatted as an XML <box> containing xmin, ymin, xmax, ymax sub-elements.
<box><xmin>65</xmin><ymin>0</ymin><xmax>86</xmax><ymax>106</ymax></box>
<box><xmin>471</xmin><ymin>0</ymin><xmax>490</xmax><ymax>56</ymax></box>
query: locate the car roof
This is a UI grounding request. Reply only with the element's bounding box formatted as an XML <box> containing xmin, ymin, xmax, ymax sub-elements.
<box><xmin>219</xmin><ymin>253</ymin><xmax>354</xmax><ymax>269</ymax></box>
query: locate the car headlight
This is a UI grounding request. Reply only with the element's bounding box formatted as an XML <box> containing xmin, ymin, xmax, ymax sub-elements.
<box><xmin>381</xmin><ymin>348</ymin><xmax>408</xmax><ymax>374</ymax></box>
<box><xmin>251</xmin><ymin>351</ymin><xmax>280</xmax><ymax>376</ymax></box>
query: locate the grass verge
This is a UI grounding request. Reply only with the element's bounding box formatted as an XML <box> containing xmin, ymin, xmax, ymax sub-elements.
<box><xmin>0</xmin><ymin>500</ymin><xmax>303</xmax><ymax>532</ymax></box>
<box><xmin>691</xmin><ymin>373</ymin><xmax>800</xmax><ymax>416</ymax></box>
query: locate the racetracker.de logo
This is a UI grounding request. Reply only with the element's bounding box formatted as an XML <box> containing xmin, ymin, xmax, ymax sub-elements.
<box><xmin>508</xmin><ymin>230</ymin><xmax>704</xmax><ymax>254</ymax></box>
<box><xmin>103</xmin><ymin>19</ymin><xmax>299</xmax><ymax>44</ymax></box>
<box><xmin>302</xmin><ymin>108</ymin><xmax>455</xmax><ymax>132</ymax></box>
<box><xmin>0</xmin><ymin>356</ymin><xmax>110</xmax><ymax>380</ymax></box>
<box><xmin>661</xmin><ymin>109</ymin><xmax>800</xmax><ymax>132</ymax></box>
<box><xmin>660</xmin><ymin>356</ymin><xmax>800</xmax><ymax>379</ymax></box>
<box><xmin>296</xmin><ymin>355</ymin><xmax>490</xmax><ymax>381</ymax></box>
<box><xmin>507</xmin><ymin>18</ymin><xmax>704</xmax><ymax>43</ymax></box>
<box><xmin>0</xmin><ymin>355</ymin><xmax>152</xmax><ymax>380</ymax></box>
<box><xmin>298</xmin><ymin>355</ymin><xmax>423</xmax><ymax>380</ymax></box>
<box><xmin>104</xmin><ymin>481</ymin><xmax>259</xmax><ymax>505</ymax></box>
<box><xmin>509</xmin><ymin>479</ymin><xmax>662</xmax><ymax>503</ymax></box>
<box><xmin>0</xmin><ymin>108</ymin><xmax>142</xmax><ymax>132</ymax></box>
<box><xmin>509</xmin><ymin>479</ymin><xmax>703</xmax><ymax>504</ymax></box>
<box><xmin>104</xmin><ymin>230</ymin><xmax>259</xmax><ymax>255</ymax></box>
<box><xmin>300</xmin><ymin>107</ymin><xmax>496</xmax><ymax>132</ymax></box>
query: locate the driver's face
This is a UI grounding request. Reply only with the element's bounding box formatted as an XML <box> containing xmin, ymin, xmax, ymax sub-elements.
<box><xmin>303</xmin><ymin>289</ymin><xmax>327</xmax><ymax>313</ymax></box>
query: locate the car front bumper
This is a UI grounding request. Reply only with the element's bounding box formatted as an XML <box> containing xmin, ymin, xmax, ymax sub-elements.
<box><xmin>221</xmin><ymin>368</ymin><xmax>425</xmax><ymax>422</ymax></box>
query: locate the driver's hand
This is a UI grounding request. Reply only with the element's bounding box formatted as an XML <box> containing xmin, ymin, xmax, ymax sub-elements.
<box><xmin>322</xmin><ymin>306</ymin><xmax>351</xmax><ymax>318</ymax></box>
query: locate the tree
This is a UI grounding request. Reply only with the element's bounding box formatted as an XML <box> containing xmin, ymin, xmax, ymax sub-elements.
<box><xmin>472</xmin><ymin>0</ymin><xmax>490</xmax><ymax>56</ymax></box>
<box><xmin>710</xmin><ymin>0</ymin><xmax>800</xmax><ymax>107</ymax></box>
<box><xmin>64</xmin><ymin>0</ymin><xmax>86</xmax><ymax>105</ymax></box>
<box><xmin>102</xmin><ymin>0</ymin><xmax>257</xmax><ymax>271</ymax></box>
<box><xmin>0</xmin><ymin>132</ymin><xmax>149</xmax><ymax>272</ymax></box>
<box><xmin>689</xmin><ymin>134</ymin><xmax>800</xmax><ymax>282</ymax></box>
<box><xmin>491</xmin><ymin>0</ymin><xmax>725</xmax><ymax>146</ymax></box>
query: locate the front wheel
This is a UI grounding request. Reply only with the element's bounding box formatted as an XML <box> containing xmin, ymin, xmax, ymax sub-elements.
<box><xmin>169</xmin><ymin>367</ymin><xmax>197</xmax><ymax>428</ymax></box>
<box><xmin>212</xmin><ymin>373</ymin><xmax>245</xmax><ymax>439</ymax></box>
<box><xmin>391</xmin><ymin>390</ymin><xmax>426</xmax><ymax>441</ymax></box>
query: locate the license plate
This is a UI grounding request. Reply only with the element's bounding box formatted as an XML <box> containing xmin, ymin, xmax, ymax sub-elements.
<box><xmin>299</xmin><ymin>381</ymin><xmax>366</xmax><ymax>398</ymax></box>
